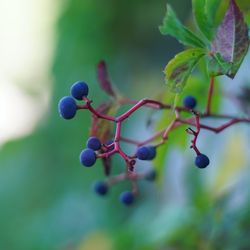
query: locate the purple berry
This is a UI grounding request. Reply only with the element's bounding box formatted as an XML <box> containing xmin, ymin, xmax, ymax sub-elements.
<box><xmin>183</xmin><ymin>95</ymin><xmax>197</xmax><ymax>109</ymax></box>
<box><xmin>70</xmin><ymin>81</ymin><xmax>89</xmax><ymax>100</ymax></box>
<box><xmin>87</xmin><ymin>136</ymin><xmax>102</xmax><ymax>151</ymax></box>
<box><xmin>137</xmin><ymin>145</ymin><xmax>156</xmax><ymax>160</ymax></box>
<box><xmin>136</xmin><ymin>146</ymin><xmax>150</xmax><ymax>160</ymax></box>
<box><xmin>147</xmin><ymin>146</ymin><xmax>156</xmax><ymax>160</ymax></box>
<box><xmin>195</xmin><ymin>154</ymin><xmax>210</xmax><ymax>168</ymax></box>
<box><xmin>119</xmin><ymin>191</ymin><xmax>134</xmax><ymax>205</ymax></box>
<box><xmin>80</xmin><ymin>148</ymin><xmax>96</xmax><ymax>167</ymax></box>
<box><xmin>93</xmin><ymin>181</ymin><xmax>108</xmax><ymax>195</ymax></box>
<box><xmin>58</xmin><ymin>96</ymin><xmax>77</xmax><ymax>119</ymax></box>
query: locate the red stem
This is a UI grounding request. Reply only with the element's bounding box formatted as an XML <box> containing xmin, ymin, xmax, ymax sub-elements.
<box><xmin>80</xmin><ymin>95</ymin><xmax>249</xmax><ymax>168</ymax></box>
<box><xmin>206</xmin><ymin>77</ymin><xmax>215</xmax><ymax>115</ymax></box>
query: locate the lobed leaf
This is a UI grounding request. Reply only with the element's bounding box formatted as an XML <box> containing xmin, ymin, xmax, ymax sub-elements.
<box><xmin>164</xmin><ymin>48</ymin><xmax>206</xmax><ymax>93</ymax></box>
<box><xmin>206</xmin><ymin>0</ymin><xmax>223</xmax><ymax>29</ymax></box>
<box><xmin>192</xmin><ymin>0</ymin><xmax>213</xmax><ymax>40</ymax></box>
<box><xmin>211</xmin><ymin>0</ymin><xmax>249</xmax><ymax>78</ymax></box>
<box><xmin>159</xmin><ymin>4</ymin><xmax>206</xmax><ymax>48</ymax></box>
<box><xmin>192</xmin><ymin>0</ymin><xmax>222</xmax><ymax>41</ymax></box>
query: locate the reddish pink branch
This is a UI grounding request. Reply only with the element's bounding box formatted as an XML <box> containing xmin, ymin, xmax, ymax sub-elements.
<box><xmin>79</xmin><ymin>94</ymin><xmax>249</xmax><ymax>167</ymax></box>
<box><xmin>179</xmin><ymin>117</ymin><xmax>250</xmax><ymax>133</ymax></box>
<box><xmin>206</xmin><ymin>77</ymin><xmax>215</xmax><ymax>115</ymax></box>
<box><xmin>188</xmin><ymin>112</ymin><xmax>201</xmax><ymax>155</ymax></box>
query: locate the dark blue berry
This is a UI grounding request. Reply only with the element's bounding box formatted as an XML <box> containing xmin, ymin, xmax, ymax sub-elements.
<box><xmin>70</xmin><ymin>81</ymin><xmax>89</xmax><ymax>100</ymax></box>
<box><xmin>137</xmin><ymin>145</ymin><xmax>156</xmax><ymax>160</ymax></box>
<box><xmin>183</xmin><ymin>95</ymin><xmax>197</xmax><ymax>109</ymax></box>
<box><xmin>136</xmin><ymin>146</ymin><xmax>150</xmax><ymax>160</ymax></box>
<box><xmin>58</xmin><ymin>96</ymin><xmax>77</xmax><ymax>119</ymax></box>
<box><xmin>79</xmin><ymin>148</ymin><xmax>96</xmax><ymax>167</ymax></box>
<box><xmin>145</xmin><ymin>169</ymin><xmax>157</xmax><ymax>181</ymax></box>
<box><xmin>147</xmin><ymin>146</ymin><xmax>156</xmax><ymax>160</ymax></box>
<box><xmin>87</xmin><ymin>136</ymin><xmax>102</xmax><ymax>151</ymax></box>
<box><xmin>119</xmin><ymin>191</ymin><xmax>134</xmax><ymax>205</ymax></box>
<box><xmin>195</xmin><ymin>154</ymin><xmax>210</xmax><ymax>168</ymax></box>
<box><xmin>93</xmin><ymin>181</ymin><xmax>108</xmax><ymax>196</ymax></box>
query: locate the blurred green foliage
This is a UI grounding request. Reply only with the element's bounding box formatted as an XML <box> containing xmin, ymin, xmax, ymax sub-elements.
<box><xmin>1</xmin><ymin>0</ymin><xmax>250</xmax><ymax>249</ymax></box>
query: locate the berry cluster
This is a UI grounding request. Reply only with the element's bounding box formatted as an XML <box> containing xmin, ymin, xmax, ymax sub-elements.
<box><xmin>58</xmin><ymin>61</ymin><xmax>250</xmax><ymax>206</ymax></box>
<box><xmin>58</xmin><ymin>79</ymin><xmax>158</xmax><ymax>206</ymax></box>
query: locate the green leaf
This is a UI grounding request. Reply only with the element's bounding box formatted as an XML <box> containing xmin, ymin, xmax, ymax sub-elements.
<box><xmin>211</xmin><ymin>134</ymin><xmax>247</xmax><ymax>199</ymax></box>
<box><xmin>207</xmin><ymin>53</ymin><xmax>232</xmax><ymax>77</ymax></box>
<box><xmin>164</xmin><ymin>48</ymin><xmax>206</xmax><ymax>93</ymax></box>
<box><xmin>192</xmin><ymin>0</ymin><xmax>222</xmax><ymax>40</ymax></box>
<box><xmin>192</xmin><ymin>0</ymin><xmax>213</xmax><ymax>40</ymax></box>
<box><xmin>153</xmin><ymin>92</ymin><xmax>177</xmax><ymax>183</ymax></box>
<box><xmin>211</xmin><ymin>0</ymin><xmax>249</xmax><ymax>78</ymax></box>
<box><xmin>206</xmin><ymin>0</ymin><xmax>223</xmax><ymax>28</ymax></box>
<box><xmin>159</xmin><ymin>4</ymin><xmax>206</xmax><ymax>48</ymax></box>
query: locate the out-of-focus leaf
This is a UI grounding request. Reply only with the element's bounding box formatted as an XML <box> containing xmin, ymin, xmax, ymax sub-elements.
<box><xmin>237</xmin><ymin>0</ymin><xmax>250</xmax><ymax>25</ymax></box>
<box><xmin>154</xmin><ymin>70</ymin><xmax>222</xmax><ymax>183</ymax></box>
<box><xmin>153</xmin><ymin>92</ymin><xmax>186</xmax><ymax>183</ymax></box>
<box><xmin>153</xmin><ymin>111</ymin><xmax>175</xmax><ymax>184</ymax></box>
<box><xmin>77</xmin><ymin>232</ymin><xmax>113</xmax><ymax>250</ymax></box>
<box><xmin>91</xmin><ymin>101</ymin><xmax>119</xmax><ymax>176</ymax></box>
<box><xmin>211</xmin><ymin>0</ymin><xmax>249</xmax><ymax>79</ymax></box>
<box><xmin>102</xmin><ymin>156</ymin><xmax>112</xmax><ymax>176</ymax></box>
<box><xmin>91</xmin><ymin>102</ymin><xmax>119</xmax><ymax>143</ymax></box>
<box><xmin>97</xmin><ymin>60</ymin><xmax>117</xmax><ymax>98</ymax></box>
<box><xmin>211</xmin><ymin>134</ymin><xmax>247</xmax><ymax>199</ymax></box>
<box><xmin>159</xmin><ymin>4</ymin><xmax>206</xmax><ymax>48</ymax></box>
<box><xmin>164</xmin><ymin>48</ymin><xmax>206</xmax><ymax>93</ymax></box>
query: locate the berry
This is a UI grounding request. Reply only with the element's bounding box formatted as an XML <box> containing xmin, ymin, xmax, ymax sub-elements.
<box><xmin>145</xmin><ymin>169</ymin><xmax>157</xmax><ymax>181</ymax></box>
<box><xmin>183</xmin><ymin>95</ymin><xmax>197</xmax><ymax>109</ymax></box>
<box><xmin>70</xmin><ymin>81</ymin><xmax>89</xmax><ymax>100</ymax></box>
<box><xmin>147</xmin><ymin>146</ymin><xmax>156</xmax><ymax>160</ymax></box>
<box><xmin>80</xmin><ymin>148</ymin><xmax>96</xmax><ymax>167</ymax></box>
<box><xmin>137</xmin><ymin>145</ymin><xmax>156</xmax><ymax>160</ymax></box>
<box><xmin>119</xmin><ymin>191</ymin><xmax>134</xmax><ymax>205</ymax></box>
<box><xmin>93</xmin><ymin>181</ymin><xmax>108</xmax><ymax>196</ymax></box>
<box><xmin>87</xmin><ymin>136</ymin><xmax>102</xmax><ymax>151</ymax></box>
<box><xmin>195</xmin><ymin>154</ymin><xmax>210</xmax><ymax>168</ymax></box>
<box><xmin>58</xmin><ymin>96</ymin><xmax>77</xmax><ymax>119</ymax></box>
<box><xmin>136</xmin><ymin>146</ymin><xmax>150</xmax><ymax>160</ymax></box>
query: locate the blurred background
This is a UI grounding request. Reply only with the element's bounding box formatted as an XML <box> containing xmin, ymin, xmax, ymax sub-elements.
<box><xmin>0</xmin><ymin>0</ymin><xmax>250</xmax><ymax>249</ymax></box>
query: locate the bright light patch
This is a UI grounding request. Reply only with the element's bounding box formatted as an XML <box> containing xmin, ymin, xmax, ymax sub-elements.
<box><xmin>0</xmin><ymin>0</ymin><xmax>60</xmax><ymax>146</ymax></box>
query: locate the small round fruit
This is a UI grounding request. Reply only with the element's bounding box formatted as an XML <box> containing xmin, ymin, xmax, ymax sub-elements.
<box><xmin>58</xmin><ymin>96</ymin><xmax>77</xmax><ymax>119</ymax></box>
<box><xmin>87</xmin><ymin>136</ymin><xmax>102</xmax><ymax>151</ymax></box>
<box><xmin>119</xmin><ymin>191</ymin><xmax>134</xmax><ymax>206</ymax></box>
<box><xmin>147</xmin><ymin>146</ymin><xmax>156</xmax><ymax>160</ymax></box>
<box><xmin>195</xmin><ymin>154</ymin><xmax>210</xmax><ymax>168</ymax></box>
<box><xmin>145</xmin><ymin>169</ymin><xmax>157</xmax><ymax>181</ymax></box>
<box><xmin>136</xmin><ymin>146</ymin><xmax>150</xmax><ymax>160</ymax></box>
<box><xmin>70</xmin><ymin>81</ymin><xmax>89</xmax><ymax>100</ymax></box>
<box><xmin>79</xmin><ymin>148</ymin><xmax>96</xmax><ymax>167</ymax></box>
<box><xmin>93</xmin><ymin>181</ymin><xmax>108</xmax><ymax>196</ymax></box>
<box><xmin>183</xmin><ymin>95</ymin><xmax>197</xmax><ymax>109</ymax></box>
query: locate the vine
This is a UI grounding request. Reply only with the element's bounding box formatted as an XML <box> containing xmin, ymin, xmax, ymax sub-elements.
<box><xmin>58</xmin><ymin>0</ymin><xmax>249</xmax><ymax>205</ymax></box>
